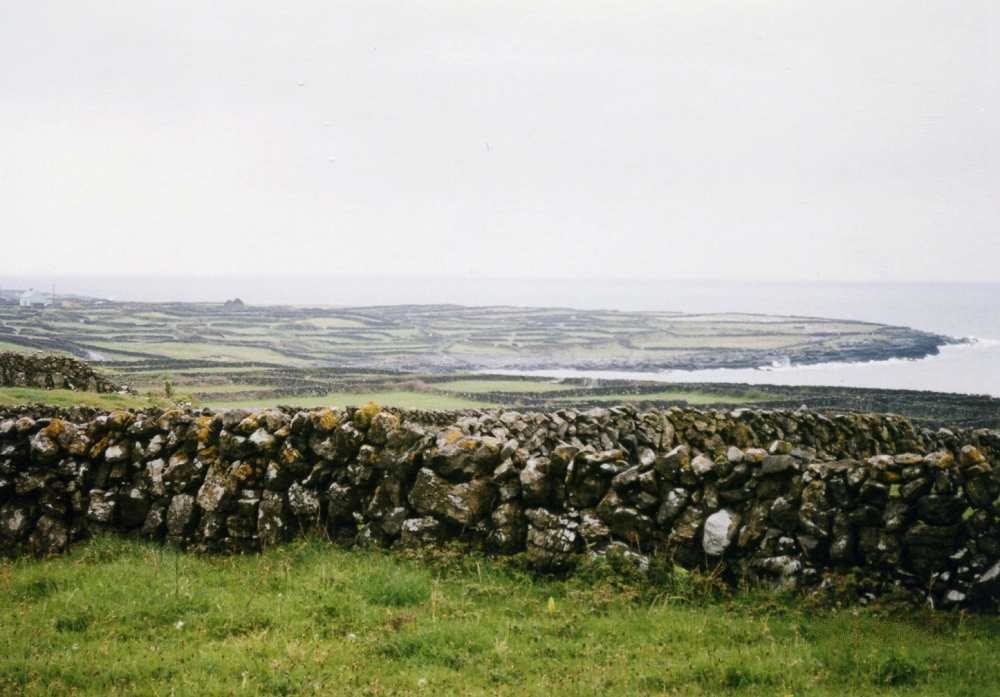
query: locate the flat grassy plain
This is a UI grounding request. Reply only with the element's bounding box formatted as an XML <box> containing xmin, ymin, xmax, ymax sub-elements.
<box><xmin>553</xmin><ymin>389</ymin><xmax>769</xmax><ymax>405</ymax></box>
<box><xmin>437</xmin><ymin>379</ymin><xmax>576</xmax><ymax>393</ymax></box>
<box><xmin>1</xmin><ymin>537</ymin><xmax>997</xmax><ymax>697</ymax></box>
<box><xmin>204</xmin><ymin>391</ymin><xmax>492</xmax><ymax>410</ymax></box>
<box><xmin>0</xmin><ymin>387</ymin><xmax>151</xmax><ymax>410</ymax></box>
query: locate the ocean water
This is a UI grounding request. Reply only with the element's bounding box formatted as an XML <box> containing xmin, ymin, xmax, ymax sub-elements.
<box><xmin>6</xmin><ymin>276</ymin><xmax>1000</xmax><ymax>397</ymax></box>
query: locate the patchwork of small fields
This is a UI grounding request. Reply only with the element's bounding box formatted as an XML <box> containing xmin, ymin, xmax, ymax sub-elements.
<box><xmin>0</xmin><ymin>300</ymin><xmax>944</xmax><ymax>372</ymax></box>
<box><xmin>2</xmin><ymin>300</ymin><xmax>996</xmax><ymax>427</ymax></box>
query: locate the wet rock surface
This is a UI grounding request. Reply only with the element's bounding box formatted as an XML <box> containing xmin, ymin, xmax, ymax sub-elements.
<box><xmin>0</xmin><ymin>403</ymin><xmax>997</xmax><ymax>611</ymax></box>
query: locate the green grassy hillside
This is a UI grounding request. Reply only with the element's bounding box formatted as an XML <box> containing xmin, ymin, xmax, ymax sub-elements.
<box><xmin>1</xmin><ymin>537</ymin><xmax>997</xmax><ymax>696</ymax></box>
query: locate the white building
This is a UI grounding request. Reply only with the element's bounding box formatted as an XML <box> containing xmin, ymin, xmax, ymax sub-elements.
<box><xmin>19</xmin><ymin>289</ymin><xmax>50</xmax><ymax>307</ymax></box>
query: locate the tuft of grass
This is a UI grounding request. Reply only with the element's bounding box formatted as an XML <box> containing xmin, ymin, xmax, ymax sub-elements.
<box><xmin>0</xmin><ymin>535</ymin><xmax>997</xmax><ymax>696</ymax></box>
<box><xmin>361</xmin><ymin>564</ymin><xmax>432</xmax><ymax>608</ymax></box>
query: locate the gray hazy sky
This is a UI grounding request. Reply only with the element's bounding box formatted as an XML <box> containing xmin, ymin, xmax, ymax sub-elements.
<box><xmin>2</xmin><ymin>1</ymin><xmax>998</xmax><ymax>281</ymax></box>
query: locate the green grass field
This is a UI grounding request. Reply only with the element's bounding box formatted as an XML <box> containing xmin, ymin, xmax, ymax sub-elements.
<box><xmin>0</xmin><ymin>387</ymin><xmax>152</xmax><ymax>410</ymax></box>
<box><xmin>87</xmin><ymin>341</ymin><xmax>303</xmax><ymax>365</ymax></box>
<box><xmin>205</xmin><ymin>391</ymin><xmax>492</xmax><ymax>410</ymax></box>
<box><xmin>0</xmin><ymin>341</ymin><xmax>40</xmax><ymax>354</ymax></box>
<box><xmin>554</xmin><ymin>389</ymin><xmax>768</xmax><ymax>405</ymax></box>
<box><xmin>436</xmin><ymin>379</ymin><xmax>576</xmax><ymax>393</ymax></box>
<box><xmin>1</xmin><ymin>536</ymin><xmax>997</xmax><ymax>696</ymax></box>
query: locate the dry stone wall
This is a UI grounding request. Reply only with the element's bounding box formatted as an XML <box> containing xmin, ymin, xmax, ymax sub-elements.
<box><xmin>1</xmin><ymin>403</ymin><xmax>998</xmax><ymax>611</ymax></box>
<box><xmin>0</xmin><ymin>352</ymin><xmax>122</xmax><ymax>393</ymax></box>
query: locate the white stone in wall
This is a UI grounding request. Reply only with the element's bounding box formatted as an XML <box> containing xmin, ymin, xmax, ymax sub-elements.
<box><xmin>702</xmin><ymin>509</ymin><xmax>740</xmax><ymax>556</ymax></box>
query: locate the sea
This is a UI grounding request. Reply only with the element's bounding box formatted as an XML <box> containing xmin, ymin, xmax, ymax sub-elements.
<box><xmin>7</xmin><ymin>276</ymin><xmax>1000</xmax><ymax>398</ymax></box>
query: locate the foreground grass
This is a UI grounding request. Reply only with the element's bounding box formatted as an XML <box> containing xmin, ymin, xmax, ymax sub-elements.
<box><xmin>1</xmin><ymin>538</ymin><xmax>997</xmax><ymax>696</ymax></box>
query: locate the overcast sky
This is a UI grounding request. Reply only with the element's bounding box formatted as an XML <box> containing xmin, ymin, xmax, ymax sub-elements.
<box><xmin>1</xmin><ymin>1</ymin><xmax>998</xmax><ymax>282</ymax></box>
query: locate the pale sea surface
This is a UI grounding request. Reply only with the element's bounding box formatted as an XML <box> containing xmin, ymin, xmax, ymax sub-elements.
<box><xmin>7</xmin><ymin>276</ymin><xmax>1000</xmax><ymax>397</ymax></box>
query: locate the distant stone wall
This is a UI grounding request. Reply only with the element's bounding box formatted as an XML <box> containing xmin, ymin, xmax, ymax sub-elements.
<box><xmin>0</xmin><ymin>352</ymin><xmax>122</xmax><ymax>393</ymax></box>
<box><xmin>1</xmin><ymin>404</ymin><xmax>997</xmax><ymax>611</ymax></box>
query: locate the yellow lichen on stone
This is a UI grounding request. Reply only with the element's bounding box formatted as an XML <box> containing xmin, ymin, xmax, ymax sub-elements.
<box><xmin>89</xmin><ymin>435</ymin><xmax>110</xmax><ymax>460</ymax></box>
<box><xmin>281</xmin><ymin>444</ymin><xmax>303</xmax><ymax>466</ymax></box>
<box><xmin>158</xmin><ymin>409</ymin><xmax>184</xmax><ymax>431</ymax></box>
<box><xmin>107</xmin><ymin>411</ymin><xmax>133</xmax><ymax>430</ymax></box>
<box><xmin>231</xmin><ymin>461</ymin><xmax>254</xmax><ymax>482</ymax></box>
<box><xmin>236</xmin><ymin>414</ymin><xmax>259</xmax><ymax>435</ymax></box>
<box><xmin>197</xmin><ymin>445</ymin><xmax>218</xmax><ymax>462</ymax></box>
<box><xmin>960</xmin><ymin>445</ymin><xmax>987</xmax><ymax>468</ymax></box>
<box><xmin>314</xmin><ymin>408</ymin><xmax>340</xmax><ymax>433</ymax></box>
<box><xmin>42</xmin><ymin>419</ymin><xmax>66</xmax><ymax>439</ymax></box>
<box><xmin>354</xmin><ymin>401</ymin><xmax>381</xmax><ymax>429</ymax></box>
<box><xmin>929</xmin><ymin>451</ymin><xmax>956</xmax><ymax>469</ymax></box>
<box><xmin>195</xmin><ymin>415</ymin><xmax>216</xmax><ymax>444</ymax></box>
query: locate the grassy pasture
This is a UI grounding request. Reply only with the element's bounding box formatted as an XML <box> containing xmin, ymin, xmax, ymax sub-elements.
<box><xmin>204</xmin><ymin>391</ymin><xmax>492</xmax><ymax>410</ymax></box>
<box><xmin>1</xmin><ymin>536</ymin><xmax>997</xmax><ymax>697</ymax></box>
<box><xmin>87</xmin><ymin>341</ymin><xmax>302</xmax><ymax>365</ymax></box>
<box><xmin>554</xmin><ymin>389</ymin><xmax>770</xmax><ymax>405</ymax></box>
<box><xmin>436</xmin><ymin>379</ymin><xmax>576</xmax><ymax>393</ymax></box>
<box><xmin>0</xmin><ymin>341</ymin><xmax>43</xmax><ymax>354</ymax></box>
<box><xmin>0</xmin><ymin>387</ymin><xmax>152</xmax><ymax>410</ymax></box>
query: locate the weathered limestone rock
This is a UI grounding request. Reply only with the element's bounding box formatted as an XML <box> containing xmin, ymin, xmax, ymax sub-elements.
<box><xmin>29</xmin><ymin>431</ymin><xmax>60</xmax><ymax>465</ymax></box>
<box><xmin>166</xmin><ymin>494</ymin><xmax>197</xmax><ymax>540</ymax></box>
<box><xmin>327</xmin><ymin>482</ymin><xmax>358</xmax><ymax>522</ymax></box>
<box><xmin>519</xmin><ymin>456</ymin><xmax>553</xmax><ymax>506</ymax></box>
<box><xmin>249</xmin><ymin>428</ymin><xmax>277</xmax><ymax>453</ymax></box>
<box><xmin>1</xmin><ymin>502</ymin><xmax>35</xmax><ymax>542</ymax></box>
<box><xmin>703</xmin><ymin>509</ymin><xmax>740</xmax><ymax>556</ymax></box>
<box><xmin>690</xmin><ymin>454</ymin><xmax>716</xmax><ymax>478</ymax></box>
<box><xmin>257</xmin><ymin>491</ymin><xmax>287</xmax><ymax>547</ymax></box>
<box><xmin>119</xmin><ymin>487</ymin><xmax>150</xmax><ymax>528</ymax></box>
<box><xmin>409</xmin><ymin>468</ymin><xmax>493</xmax><ymax>526</ymax></box>
<box><xmin>163</xmin><ymin>452</ymin><xmax>205</xmax><ymax>493</ymax></box>
<box><xmin>27</xmin><ymin>514</ymin><xmax>69</xmax><ymax>556</ymax></box>
<box><xmin>760</xmin><ymin>455</ymin><xmax>797</xmax><ymax>476</ymax></box>
<box><xmin>196</xmin><ymin>463</ymin><xmax>237</xmax><ymax>513</ymax></box>
<box><xmin>287</xmin><ymin>482</ymin><xmax>321</xmax><ymax>521</ymax></box>
<box><xmin>655</xmin><ymin>444</ymin><xmax>690</xmax><ymax>479</ymax></box>
<box><xmin>104</xmin><ymin>443</ymin><xmax>129</xmax><ymax>464</ymax></box>
<box><xmin>489</xmin><ymin>502</ymin><xmax>526</xmax><ymax>552</ymax></box>
<box><xmin>400</xmin><ymin>517</ymin><xmax>444</xmax><ymax>547</ymax></box>
<box><xmin>142</xmin><ymin>503</ymin><xmax>167</xmax><ymax>538</ymax></box>
<box><xmin>86</xmin><ymin>490</ymin><xmax>116</xmax><ymax>525</ymax></box>
<box><xmin>525</xmin><ymin>508</ymin><xmax>579</xmax><ymax>570</ymax></box>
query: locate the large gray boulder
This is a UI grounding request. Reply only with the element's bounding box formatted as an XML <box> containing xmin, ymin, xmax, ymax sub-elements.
<box><xmin>408</xmin><ymin>468</ymin><xmax>494</xmax><ymax>526</ymax></box>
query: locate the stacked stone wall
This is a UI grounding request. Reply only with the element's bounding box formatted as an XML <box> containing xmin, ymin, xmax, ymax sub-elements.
<box><xmin>0</xmin><ymin>352</ymin><xmax>122</xmax><ymax>393</ymax></box>
<box><xmin>1</xmin><ymin>404</ymin><xmax>997</xmax><ymax>610</ymax></box>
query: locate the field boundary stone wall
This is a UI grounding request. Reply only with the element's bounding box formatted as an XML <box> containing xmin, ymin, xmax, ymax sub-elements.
<box><xmin>1</xmin><ymin>403</ymin><xmax>998</xmax><ymax>611</ymax></box>
<box><xmin>0</xmin><ymin>352</ymin><xmax>123</xmax><ymax>393</ymax></box>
